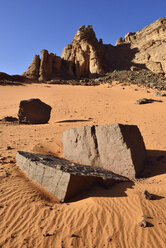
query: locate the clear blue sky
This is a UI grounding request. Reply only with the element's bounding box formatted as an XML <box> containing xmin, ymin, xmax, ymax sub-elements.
<box><xmin>0</xmin><ymin>0</ymin><xmax>165</xmax><ymax>75</ymax></box>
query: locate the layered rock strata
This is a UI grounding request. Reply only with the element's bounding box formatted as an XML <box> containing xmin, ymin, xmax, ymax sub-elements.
<box><xmin>116</xmin><ymin>18</ymin><xmax>166</xmax><ymax>75</ymax></box>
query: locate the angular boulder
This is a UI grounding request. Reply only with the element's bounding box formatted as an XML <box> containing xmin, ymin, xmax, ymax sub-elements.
<box><xmin>62</xmin><ymin>123</ymin><xmax>147</xmax><ymax>179</ymax></box>
<box><xmin>18</xmin><ymin>98</ymin><xmax>52</xmax><ymax>124</ymax></box>
<box><xmin>16</xmin><ymin>151</ymin><xmax>129</xmax><ymax>202</ymax></box>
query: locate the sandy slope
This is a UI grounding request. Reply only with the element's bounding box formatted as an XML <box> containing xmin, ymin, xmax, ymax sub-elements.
<box><xmin>0</xmin><ymin>82</ymin><xmax>166</xmax><ymax>248</ymax></box>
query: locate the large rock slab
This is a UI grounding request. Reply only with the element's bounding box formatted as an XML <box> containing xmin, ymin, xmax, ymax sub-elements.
<box><xmin>18</xmin><ymin>98</ymin><xmax>52</xmax><ymax>124</ymax></box>
<box><xmin>16</xmin><ymin>151</ymin><xmax>129</xmax><ymax>202</ymax></box>
<box><xmin>62</xmin><ymin>124</ymin><xmax>147</xmax><ymax>179</ymax></box>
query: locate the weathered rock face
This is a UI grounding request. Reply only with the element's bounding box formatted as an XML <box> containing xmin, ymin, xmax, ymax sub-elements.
<box><xmin>23</xmin><ymin>18</ymin><xmax>166</xmax><ymax>80</ymax></box>
<box><xmin>116</xmin><ymin>18</ymin><xmax>166</xmax><ymax>75</ymax></box>
<box><xmin>18</xmin><ymin>98</ymin><xmax>52</xmax><ymax>124</ymax></box>
<box><xmin>39</xmin><ymin>50</ymin><xmax>54</xmax><ymax>81</ymax></box>
<box><xmin>62</xmin><ymin>25</ymin><xmax>104</xmax><ymax>77</ymax></box>
<box><xmin>22</xmin><ymin>55</ymin><xmax>40</xmax><ymax>80</ymax></box>
<box><xmin>16</xmin><ymin>151</ymin><xmax>129</xmax><ymax>202</ymax></box>
<box><xmin>23</xmin><ymin>50</ymin><xmax>73</xmax><ymax>81</ymax></box>
<box><xmin>62</xmin><ymin>123</ymin><xmax>147</xmax><ymax>179</ymax></box>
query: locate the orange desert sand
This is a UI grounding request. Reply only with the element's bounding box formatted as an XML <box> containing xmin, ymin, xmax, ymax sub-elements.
<box><xmin>0</xmin><ymin>82</ymin><xmax>166</xmax><ymax>248</ymax></box>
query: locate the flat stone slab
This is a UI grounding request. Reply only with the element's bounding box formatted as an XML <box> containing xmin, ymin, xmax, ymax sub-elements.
<box><xmin>62</xmin><ymin>123</ymin><xmax>147</xmax><ymax>179</ymax></box>
<box><xmin>16</xmin><ymin>151</ymin><xmax>129</xmax><ymax>202</ymax></box>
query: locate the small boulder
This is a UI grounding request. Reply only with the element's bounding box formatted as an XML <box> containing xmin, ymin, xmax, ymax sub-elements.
<box><xmin>142</xmin><ymin>190</ymin><xmax>153</xmax><ymax>200</ymax></box>
<box><xmin>138</xmin><ymin>220</ymin><xmax>147</xmax><ymax>228</ymax></box>
<box><xmin>18</xmin><ymin>98</ymin><xmax>52</xmax><ymax>124</ymax></box>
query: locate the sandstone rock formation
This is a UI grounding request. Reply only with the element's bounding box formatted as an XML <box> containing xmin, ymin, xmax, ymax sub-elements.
<box><xmin>61</xmin><ymin>25</ymin><xmax>104</xmax><ymax>77</ymax></box>
<box><xmin>23</xmin><ymin>18</ymin><xmax>166</xmax><ymax>81</ymax></box>
<box><xmin>16</xmin><ymin>151</ymin><xmax>129</xmax><ymax>202</ymax></box>
<box><xmin>116</xmin><ymin>18</ymin><xmax>166</xmax><ymax>75</ymax></box>
<box><xmin>18</xmin><ymin>98</ymin><xmax>52</xmax><ymax>124</ymax></box>
<box><xmin>22</xmin><ymin>55</ymin><xmax>40</xmax><ymax>80</ymax></box>
<box><xmin>62</xmin><ymin>123</ymin><xmax>147</xmax><ymax>179</ymax></box>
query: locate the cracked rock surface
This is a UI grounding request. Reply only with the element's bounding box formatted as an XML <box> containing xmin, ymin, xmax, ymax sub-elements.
<box><xmin>62</xmin><ymin>123</ymin><xmax>147</xmax><ymax>179</ymax></box>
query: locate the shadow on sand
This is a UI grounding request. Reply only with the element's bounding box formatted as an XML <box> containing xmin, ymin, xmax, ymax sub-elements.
<box><xmin>56</xmin><ymin>118</ymin><xmax>93</xmax><ymax>123</ymax></box>
<box><xmin>69</xmin><ymin>181</ymin><xmax>134</xmax><ymax>202</ymax></box>
<box><xmin>69</xmin><ymin>149</ymin><xmax>166</xmax><ymax>202</ymax></box>
<box><xmin>143</xmin><ymin>150</ymin><xmax>166</xmax><ymax>178</ymax></box>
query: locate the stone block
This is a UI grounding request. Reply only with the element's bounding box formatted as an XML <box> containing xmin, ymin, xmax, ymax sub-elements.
<box><xmin>62</xmin><ymin>123</ymin><xmax>147</xmax><ymax>179</ymax></box>
<box><xmin>16</xmin><ymin>151</ymin><xmax>129</xmax><ymax>202</ymax></box>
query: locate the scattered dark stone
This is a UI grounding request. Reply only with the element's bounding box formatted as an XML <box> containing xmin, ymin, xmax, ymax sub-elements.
<box><xmin>0</xmin><ymin>157</ymin><xmax>6</xmax><ymax>161</ymax></box>
<box><xmin>43</xmin><ymin>233</ymin><xmax>55</xmax><ymax>237</ymax></box>
<box><xmin>18</xmin><ymin>98</ymin><xmax>52</xmax><ymax>124</ymax></box>
<box><xmin>142</xmin><ymin>190</ymin><xmax>153</xmax><ymax>200</ymax></box>
<box><xmin>108</xmin><ymin>238</ymin><xmax>112</xmax><ymax>242</ymax></box>
<box><xmin>71</xmin><ymin>234</ymin><xmax>80</xmax><ymax>238</ymax></box>
<box><xmin>154</xmin><ymin>91</ymin><xmax>166</xmax><ymax>97</ymax></box>
<box><xmin>7</xmin><ymin>146</ymin><xmax>13</xmax><ymax>150</ymax></box>
<box><xmin>138</xmin><ymin>220</ymin><xmax>147</xmax><ymax>227</ymax></box>
<box><xmin>136</xmin><ymin>98</ymin><xmax>163</xmax><ymax>104</ymax></box>
<box><xmin>5</xmin><ymin>172</ymin><xmax>11</xmax><ymax>177</ymax></box>
<box><xmin>9</xmin><ymin>160</ymin><xmax>15</xmax><ymax>164</ymax></box>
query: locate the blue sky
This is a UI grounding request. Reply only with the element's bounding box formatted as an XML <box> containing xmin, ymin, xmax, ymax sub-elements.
<box><xmin>0</xmin><ymin>0</ymin><xmax>165</xmax><ymax>75</ymax></box>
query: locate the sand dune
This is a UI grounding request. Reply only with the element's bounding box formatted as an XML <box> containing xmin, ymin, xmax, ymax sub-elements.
<box><xmin>0</xmin><ymin>83</ymin><xmax>166</xmax><ymax>248</ymax></box>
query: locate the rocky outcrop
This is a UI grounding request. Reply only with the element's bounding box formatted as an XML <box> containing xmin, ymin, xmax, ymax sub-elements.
<box><xmin>18</xmin><ymin>98</ymin><xmax>52</xmax><ymax>124</ymax></box>
<box><xmin>116</xmin><ymin>18</ymin><xmax>166</xmax><ymax>75</ymax></box>
<box><xmin>23</xmin><ymin>50</ymin><xmax>74</xmax><ymax>81</ymax></box>
<box><xmin>62</xmin><ymin>25</ymin><xmax>104</xmax><ymax>77</ymax></box>
<box><xmin>23</xmin><ymin>18</ymin><xmax>166</xmax><ymax>81</ymax></box>
<box><xmin>22</xmin><ymin>55</ymin><xmax>40</xmax><ymax>80</ymax></box>
<box><xmin>16</xmin><ymin>151</ymin><xmax>129</xmax><ymax>202</ymax></box>
<box><xmin>62</xmin><ymin>124</ymin><xmax>147</xmax><ymax>179</ymax></box>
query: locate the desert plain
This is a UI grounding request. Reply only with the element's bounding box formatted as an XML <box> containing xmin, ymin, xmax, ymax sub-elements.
<box><xmin>0</xmin><ymin>82</ymin><xmax>166</xmax><ymax>248</ymax></box>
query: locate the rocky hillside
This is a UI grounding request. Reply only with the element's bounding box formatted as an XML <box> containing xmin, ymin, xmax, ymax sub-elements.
<box><xmin>23</xmin><ymin>18</ymin><xmax>166</xmax><ymax>81</ymax></box>
<box><xmin>116</xmin><ymin>18</ymin><xmax>166</xmax><ymax>75</ymax></box>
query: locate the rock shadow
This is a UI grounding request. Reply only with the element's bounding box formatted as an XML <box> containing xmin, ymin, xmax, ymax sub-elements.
<box><xmin>145</xmin><ymin>222</ymin><xmax>154</xmax><ymax>228</ymax></box>
<box><xmin>69</xmin><ymin>181</ymin><xmax>134</xmax><ymax>202</ymax></box>
<box><xmin>102</xmin><ymin>43</ymin><xmax>147</xmax><ymax>72</ymax></box>
<box><xmin>56</xmin><ymin>118</ymin><xmax>93</xmax><ymax>123</ymax></box>
<box><xmin>150</xmin><ymin>194</ymin><xmax>165</xmax><ymax>200</ymax></box>
<box><xmin>142</xmin><ymin>150</ymin><xmax>166</xmax><ymax>178</ymax></box>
